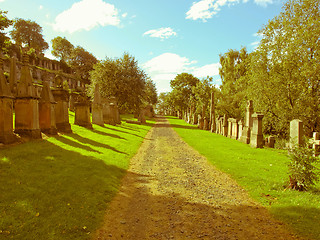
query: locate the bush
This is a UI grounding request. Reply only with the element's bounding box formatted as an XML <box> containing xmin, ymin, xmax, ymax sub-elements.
<box><xmin>287</xmin><ymin>144</ymin><xmax>319</xmax><ymax>191</ymax></box>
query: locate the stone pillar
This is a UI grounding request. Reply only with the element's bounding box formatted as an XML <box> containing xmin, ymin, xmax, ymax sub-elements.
<box><xmin>110</xmin><ymin>96</ymin><xmax>121</xmax><ymax>124</ymax></box>
<box><xmin>52</xmin><ymin>76</ymin><xmax>72</xmax><ymax>133</ymax></box>
<box><xmin>39</xmin><ymin>81</ymin><xmax>57</xmax><ymax>134</ymax></box>
<box><xmin>227</xmin><ymin>118</ymin><xmax>232</xmax><ymax>138</ymax></box>
<box><xmin>250</xmin><ymin>112</ymin><xmax>264</xmax><ymax>148</ymax></box>
<box><xmin>14</xmin><ymin>54</ymin><xmax>41</xmax><ymax>139</ymax></box>
<box><xmin>92</xmin><ymin>84</ymin><xmax>104</xmax><ymax>126</ymax></box>
<box><xmin>266</xmin><ymin>136</ymin><xmax>275</xmax><ymax>148</ymax></box>
<box><xmin>9</xmin><ymin>56</ymin><xmax>17</xmax><ymax>94</ymax></box>
<box><xmin>74</xmin><ymin>92</ymin><xmax>92</xmax><ymax>129</ymax></box>
<box><xmin>0</xmin><ymin>57</ymin><xmax>16</xmax><ymax>144</ymax></box>
<box><xmin>222</xmin><ymin>115</ymin><xmax>228</xmax><ymax>137</ymax></box>
<box><xmin>138</xmin><ymin>108</ymin><xmax>146</xmax><ymax>124</ymax></box>
<box><xmin>238</xmin><ymin>120</ymin><xmax>243</xmax><ymax>140</ymax></box>
<box><xmin>290</xmin><ymin>119</ymin><xmax>303</xmax><ymax>148</ymax></box>
<box><xmin>231</xmin><ymin>119</ymin><xmax>238</xmax><ymax>140</ymax></box>
<box><xmin>240</xmin><ymin>100</ymin><xmax>254</xmax><ymax>144</ymax></box>
<box><xmin>210</xmin><ymin>91</ymin><xmax>216</xmax><ymax>133</ymax></box>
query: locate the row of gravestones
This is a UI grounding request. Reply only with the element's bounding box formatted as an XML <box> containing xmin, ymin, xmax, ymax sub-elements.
<box><xmin>0</xmin><ymin>54</ymin><xmax>120</xmax><ymax>145</ymax></box>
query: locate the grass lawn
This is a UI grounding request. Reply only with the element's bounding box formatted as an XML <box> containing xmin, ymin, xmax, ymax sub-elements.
<box><xmin>167</xmin><ymin>116</ymin><xmax>320</xmax><ymax>240</ymax></box>
<box><xmin>0</xmin><ymin>112</ymin><xmax>154</xmax><ymax>240</ymax></box>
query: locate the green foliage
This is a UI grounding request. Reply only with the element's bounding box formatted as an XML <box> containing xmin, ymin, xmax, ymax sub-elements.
<box><xmin>248</xmin><ymin>0</ymin><xmax>320</xmax><ymax>137</ymax></box>
<box><xmin>51</xmin><ymin>36</ymin><xmax>74</xmax><ymax>63</ymax></box>
<box><xmin>167</xmin><ymin>116</ymin><xmax>320</xmax><ymax>239</ymax></box>
<box><xmin>70</xmin><ymin>46</ymin><xmax>97</xmax><ymax>83</ymax></box>
<box><xmin>10</xmin><ymin>18</ymin><xmax>48</xmax><ymax>54</ymax></box>
<box><xmin>143</xmin><ymin>78</ymin><xmax>158</xmax><ymax>106</ymax></box>
<box><xmin>170</xmin><ymin>73</ymin><xmax>199</xmax><ymax>111</ymax></box>
<box><xmin>89</xmin><ymin>52</ymin><xmax>147</xmax><ymax>112</ymax></box>
<box><xmin>288</xmin><ymin>145</ymin><xmax>319</xmax><ymax>191</ymax></box>
<box><xmin>0</xmin><ymin>10</ymin><xmax>13</xmax><ymax>51</ymax></box>
<box><xmin>217</xmin><ymin>47</ymin><xmax>249</xmax><ymax>119</ymax></box>
<box><xmin>192</xmin><ymin>76</ymin><xmax>213</xmax><ymax>117</ymax></box>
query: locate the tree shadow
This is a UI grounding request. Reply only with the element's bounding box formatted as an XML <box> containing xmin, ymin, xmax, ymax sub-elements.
<box><xmin>101</xmin><ymin>125</ymin><xmax>145</xmax><ymax>139</ymax></box>
<box><xmin>93</xmin><ymin>170</ymin><xmax>304</xmax><ymax>240</ymax></box>
<box><xmin>54</xmin><ymin>135</ymin><xmax>102</xmax><ymax>154</ymax></box>
<box><xmin>0</xmin><ymin>140</ymin><xmax>127</xmax><ymax>239</ymax></box>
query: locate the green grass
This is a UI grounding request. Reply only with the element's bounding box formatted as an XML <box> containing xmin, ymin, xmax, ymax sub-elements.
<box><xmin>0</xmin><ymin>113</ymin><xmax>154</xmax><ymax>240</ymax></box>
<box><xmin>167</xmin><ymin>116</ymin><xmax>320</xmax><ymax>240</ymax></box>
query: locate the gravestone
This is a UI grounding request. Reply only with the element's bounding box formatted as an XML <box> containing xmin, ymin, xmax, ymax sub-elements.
<box><xmin>74</xmin><ymin>92</ymin><xmax>92</xmax><ymax>129</ymax></box>
<box><xmin>210</xmin><ymin>92</ymin><xmax>216</xmax><ymax>133</ymax></box>
<box><xmin>231</xmin><ymin>118</ymin><xmax>238</xmax><ymax>140</ymax></box>
<box><xmin>52</xmin><ymin>76</ymin><xmax>72</xmax><ymax>133</ymax></box>
<box><xmin>14</xmin><ymin>53</ymin><xmax>41</xmax><ymax>139</ymax></box>
<box><xmin>238</xmin><ymin>120</ymin><xmax>243</xmax><ymax>140</ymax></box>
<box><xmin>138</xmin><ymin>108</ymin><xmax>146</xmax><ymax>124</ymax></box>
<box><xmin>223</xmin><ymin>115</ymin><xmax>228</xmax><ymax>137</ymax></box>
<box><xmin>39</xmin><ymin>81</ymin><xmax>57</xmax><ymax>134</ymax></box>
<box><xmin>0</xmin><ymin>57</ymin><xmax>16</xmax><ymax>144</ymax></box>
<box><xmin>265</xmin><ymin>136</ymin><xmax>275</xmax><ymax>148</ymax></box>
<box><xmin>290</xmin><ymin>119</ymin><xmax>303</xmax><ymax>148</ymax></box>
<box><xmin>310</xmin><ymin>132</ymin><xmax>320</xmax><ymax>156</ymax></box>
<box><xmin>92</xmin><ymin>84</ymin><xmax>104</xmax><ymax>126</ymax></box>
<box><xmin>9</xmin><ymin>56</ymin><xmax>17</xmax><ymax>94</ymax></box>
<box><xmin>250</xmin><ymin>112</ymin><xmax>264</xmax><ymax>148</ymax></box>
<box><xmin>240</xmin><ymin>100</ymin><xmax>254</xmax><ymax>144</ymax></box>
<box><xmin>227</xmin><ymin>118</ymin><xmax>232</xmax><ymax>138</ymax></box>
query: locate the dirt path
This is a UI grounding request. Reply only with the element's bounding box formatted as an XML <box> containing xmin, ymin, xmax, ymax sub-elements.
<box><xmin>92</xmin><ymin>116</ymin><xmax>302</xmax><ymax>240</ymax></box>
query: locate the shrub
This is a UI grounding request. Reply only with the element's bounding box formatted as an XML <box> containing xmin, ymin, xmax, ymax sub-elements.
<box><xmin>287</xmin><ymin>144</ymin><xmax>319</xmax><ymax>191</ymax></box>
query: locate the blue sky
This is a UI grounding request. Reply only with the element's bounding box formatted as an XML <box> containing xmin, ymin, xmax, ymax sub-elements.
<box><xmin>0</xmin><ymin>0</ymin><xmax>284</xmax><ymax>93</ymax></box>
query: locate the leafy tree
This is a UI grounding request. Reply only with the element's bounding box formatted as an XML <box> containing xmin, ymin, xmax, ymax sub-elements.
<box><xmin>248</xmin><ymin>0</ymin><xmax>320</xmax><ymax>137</ymax></box>
<box><xmin>0</xmin><ymin>10</ymin><xmax>13</xmax><ymax>51</ymax></box>
<box><xmin>89</xmin><ymin>52</ymin><xmax>148</xmax><ymax>112</ymax></box>
<box><xmin>170</xmin><ymin>73</ymin><xmax>199</xmax><ymax>112</ymax></box>
<box><xmin>192</xmin><ymin>77</ymin><xmax>213</xmax><ymax>117</ymax></box>
<box><xmin>143</xmin><ymin>78</ymin><xmax>158</xmax><ymax>105</ymax></box>
<box><xmin>217</xmin><ymin>47</ymin><xmax>249</xmax><ymax>119</ymax></box>
<box><xmin>156</xmin><ymin>92</ymin><xmax>175</xmax><ymax>114</ymax></box>
<box><xmin>70</xmin><ymin>46</ymin><xmax>97</xmax><ymax>83</ymax></box>
<box><xmin>51</xmin><ymin>36</ymin><xmax>74</xmax><ymax>63</ymax></box>
<box><xmin>10</xmin><ymin>18</ymin><xmax>48</xmax><ymax>54</ymax></box>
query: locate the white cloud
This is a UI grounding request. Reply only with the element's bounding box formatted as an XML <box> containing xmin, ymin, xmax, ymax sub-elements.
<box><xmin>143</xmin><ymin>53</ymin><xmax>220</xmax><ymax>93</ymax></box>
<box><xmin>53</xmin><ymin>0</ymin><xmax>120</xmax><ymax>33</ymax></box>
<box><xmin>186</xmin><ymin>0</ymin><xmax>240</xmax><ymax>21</ymax></box>
<box><xmin>143</xmin><ymin>27</ymin><xmax>177</xmax><ymax>39</ymax></box>
<box><xmin>254</xmin><ymin>0</ymin><xmax>273</xmax><ymax>7</ymax></box>
<box><xmin>122</xmin><ymin>13</ymin><xmax>128</xmax><ymax>18</ymax></box>
<box><xmin>192</xmin><ymin>63</ymin><xmax>220</xmax><ymax>78</ymax></box>
<box><xmin>39</xmin><ymin>5</ymin><xmax>43</xmax><ymax>10</ymax></box>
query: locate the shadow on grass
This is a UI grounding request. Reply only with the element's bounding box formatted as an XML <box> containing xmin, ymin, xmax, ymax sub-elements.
<box><xmin>272</xmin><ymin>206</ymin><xmax>320</xmax><ymax>239</ymax></box>
<box><xmin>67</xmin><ymin>133</ymin><xmax>128</xmax><ymax>155</ymax></box>
<box><xmin>101</xmin><ymin>125</ymin><xmax>145</xmax><ymax>139</ymax></box>
<box><xmin>90</xmin><ymin>129</ymin><xmax>126</xmax><ymax>140</ymax></box>
<box><xmin>55</xmin><ymin>135</ymin><xmax>102</xmax><ymax>154</ymax></box>
<box><xmin>0</xmin><ymin>140</ymin><xmax>126</xmax><ymax>240</ymax></box>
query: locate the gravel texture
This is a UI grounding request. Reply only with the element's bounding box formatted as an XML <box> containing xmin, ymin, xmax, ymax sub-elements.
<box><xmin>92</xmin><ymin>116</ymin><xmax>303</xmax><ymax>240</ymax></box>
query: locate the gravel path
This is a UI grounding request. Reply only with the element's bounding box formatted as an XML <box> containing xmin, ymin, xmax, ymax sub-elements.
<box><xmin>92</xmin><ymin>116</ymin><xmax>302</xmax><ymax>240</ymax></box>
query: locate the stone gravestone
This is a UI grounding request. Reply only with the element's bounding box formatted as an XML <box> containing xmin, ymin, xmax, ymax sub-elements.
<box><xmin>310</xmin><ymin>132</ymin><xmax>320</xmax><ymax>156</ymax></box>
<box><xmin>210</xmin><ymin>92</ymin><xmax>216</xmax><ymax>133</ymax></box>
<box><xmin>0</xmin><ymin>57</ymin><xmax>16</xmax><ymax>144</ymax></box>
<box><xmin>138</xmin><ymin>108</ymin><xmax>146</xmax><ymax>124</ymax></box>
<box><xmin>51</xmin><ymin>76</ymin><xmax>72</xmax><ymax>133</ymax></box>
<box><xmin>74</xmin><ymin>91</ymin><xmax>92</xmax><ymax>129</ymax></box>
<box><xmin>238</xmin><ymin>120</ymin><xmax>243</xmax><ymax>141</ymax></box>
<box><xmin>39</xmin><ymin>81</ymin><xmax>57</xmax><ymax>135</ymax></box>
<box><xmin>290</xmin><ymin>119</ymin><xmax>303</xmax><ymax>148</ymax></box>
<box><xmin>227</xmin><ymin>118</ymin><xmax>233</xmax><ymax>138</ymax></box>
<box><xmin>92</xmin><ymin>84</ymin><xmax>104</xmax><ymax>126</ymax></box>
<box><xmin>14</xmin><ymin>53</ymin><xmax>41</xmax><ymax>139</ymax></box>
<box><xmin>110</xmin><ymin>96</ymin><xmax>121</xmax><ymax>124</ymax></box>
<box><xmin>9</xmin><ymin>56</ymin><xmax>17</xmax><ymax>94</ymax></box>
<box><xmin>222</xmin><ymin>115</ymin><xmax>228</xmax><ymax>137</ymax></box>
<box><xmin>231</xmin><ymin>118</ymin><xmax>238</xmax><ymax>140</ymax></box>
<box><xmin>240</xmin><ymin>100</ymin><xmax>254</xmax><ymax>144</ymax></box>
<box><xmin>250</xmin><ymin>112</ymin><xmax>264</xmax><ymax>148</ymax></box>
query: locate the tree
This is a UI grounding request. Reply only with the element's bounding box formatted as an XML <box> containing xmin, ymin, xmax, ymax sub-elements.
<box><xmin>192</xmin><ymin>77</ymin><xmax>214</xmax><ymax>117</ymax></box>
<box><xmin>170</xmin><ymin>73</ymin><xmax>199</xmax><ymax>112</ymax></box>
<box><xmin>89</xmin><ymin>52</ymin><xmax>148</xmax><ymax>112</ymax></box>
<box><xmin>51</xmin><ymin>36</ymin><xmax>74</xmax><ymax>63</ymax></box>
<box><xmin>10</xmin><ymin>18</ymin><xmax>48</xmax><ymax>54</ymax></box>
<box><xmin>0</xmin><ymin>10</ymin><xmax>12</xmax><ymax>51</ymax></box>
<box><xmin>217</xmin><ymin>47</ymin><xmax>249</xmax><ymax>119</ymax></box>
<box><xmin>248</xmin><ymin>0</ymin><xmax>320</xmax><ymax>137</ymax></box>
<box><xmin>143</xmin><ymin>78</ymin><xmax>158</xmax><ymax>105</ymax></box>
<box><xmin>70</xmin><ymin>46</ymin><xmax>97</xmax><ymax>83</ymax></box>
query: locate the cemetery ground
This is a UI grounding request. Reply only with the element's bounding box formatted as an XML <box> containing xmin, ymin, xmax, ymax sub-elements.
<box><xmin>0</xmin><ymin>115</ymin><xmax>319</xmax><ymax>240</ymax></box>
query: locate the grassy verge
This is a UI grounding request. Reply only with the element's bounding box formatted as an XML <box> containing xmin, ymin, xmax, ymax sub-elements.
<box><xmin>167</xmin><ymin>116</ymin><xmax>320</xmax><ymax>240</ymax></box>
<box><xmin>0</xmin><ymin>113</ymin><xmax>154</xmax><ymax>240</ymax></box>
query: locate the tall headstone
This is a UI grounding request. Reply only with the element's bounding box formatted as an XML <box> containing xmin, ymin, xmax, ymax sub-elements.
<box><xmin>92</xmin><ymin>84</ymin><xmax>104</xmax><ymax>126</ymax></box>
<box><xmin>238</xmin><ymin>120</ymin><xmax>243</xmax><ymax>141</ymax></box>
<box><xmin>290</xmin><ymin>119</ymin><xmax>303</xmax><ymax>148</ymax></box>
<box><xmin>250</xmin><ymin>112</ymin><xmax>264</xmax><ymax>148</ymax></box>
<box><xmin>0</xmin><ymin>57</ymin><xmax>16</xmax><ymax>144</ymax></box>
<box><xmin>74</xmin><ymin>92</ymin><xmax>92</xmax><ymax>129</ymax></box>
<box><xmin>240</xmin><ymin>100</ymin><xmax>254</xmax><ymax>144</ymax></box>
<box><xmin>222</xmin><ymin>115</ymin><xmax>228</xmax><ymax>137</ymax></box>
<box><xmin>9</xmin><ymin>56</ymin><xmax>17</xmax><ymax>94</ymax></box>
<box><xmin>52</xmin><ymin>76</ymin><xmax>72</xmax><ymax>133</ymax></box>
<box><xmin>15</xmin><ymin>53</ymin><xmax>41</xmax><ymax>139</ymax></box>
<box><xmin>210</xmin><ymin>91</ymin><xmax>216</xmax><ymax>133</ymax></box>
<box><xmin>39</xmin><ymin>81</ymin><xmax>57</xmax><ymax>134</ymax></box>
<box><xmin>231</xmin><ymin>118</ymin><xmax>238</xmax><ymax>140</ymax></box>
<box><xmin>227</xmin><ymin>118</ymin><xmax>232</xmax><ymax>138</ymax></box>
